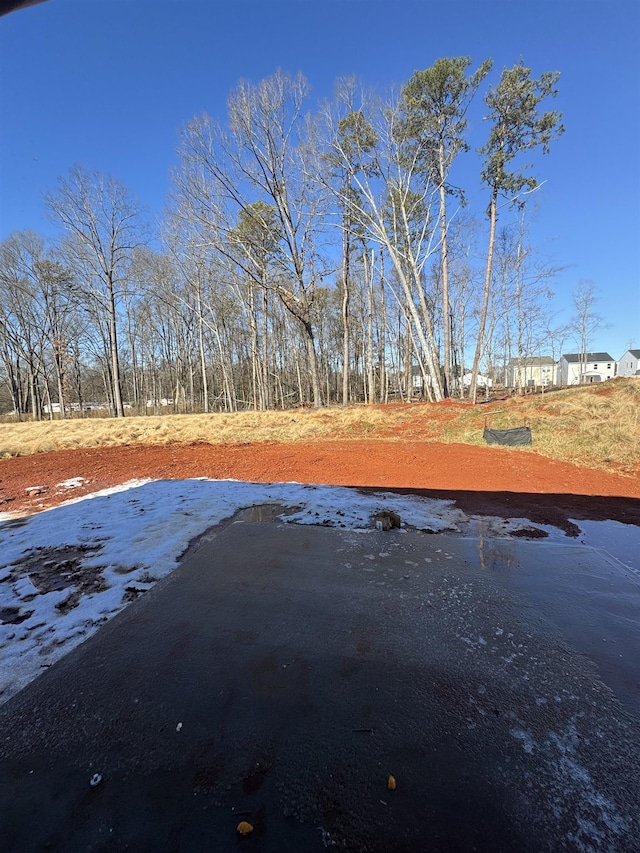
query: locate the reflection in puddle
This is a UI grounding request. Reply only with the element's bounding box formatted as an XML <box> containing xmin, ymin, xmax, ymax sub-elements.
<box><xmin>461</xmin><ymin>515</ymin><xmax>640</xmax><ymax>579</ymax></box>
<box><xmin>477</xmin><ymin>538</ymin><xmax>519</xmax><ymax>573</ymax></box>
<box><xmin>179</xmin><ymin>503</ymin><xmax>299</xmax><ymax>562</ymax></box>
<box><xmin>234</xmin><ymin>503</ymin><xmax>299</xmax><ymax>523</ymax></box>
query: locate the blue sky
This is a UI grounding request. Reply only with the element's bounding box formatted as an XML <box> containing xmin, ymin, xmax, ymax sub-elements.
<box><xmin>1</xmin><ymin>0</ymin><xmax>638</xmax><ymax>358</ymax></box>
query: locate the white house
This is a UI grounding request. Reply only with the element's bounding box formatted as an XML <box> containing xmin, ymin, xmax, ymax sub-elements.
<box><xmin>146</xmin><ymin>398</ymin><xmax>175</xmax><ymax>407</ymax></box>
<box><xmin>42</xmin><ymin>402</ymin><xmax>108</xmax><ymax>414</ymax></box>
<box><xmin>616</xmin><ymin>349</ymin><xmax>640</xmax><ymax>378</ymax></box>
<box><xmin>558</xmin><ymin>352</ymin><xmax>616</xmax><ymax>385</ymax></box>
<box><xmin>505</xmin><ymin>356</ymin><xmax>556</xmax><ymax>388</ymax></box>
<box><xmin>462</xmin><ymin>372</ymin><xmax>493</xmax><ymax>388</ymax></box>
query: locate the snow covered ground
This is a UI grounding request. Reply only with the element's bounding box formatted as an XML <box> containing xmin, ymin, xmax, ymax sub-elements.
<box><xmin>0</xmin><ymin>477</ymin><xmax>636</xmax><ymax>706</ymax></box>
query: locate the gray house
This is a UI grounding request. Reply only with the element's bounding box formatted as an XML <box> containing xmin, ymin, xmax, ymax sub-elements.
<box><xmin>558</xmin><ymin>352</ymin><xmax>616</xmax><ymax>385</ymax></box>
<box><xmin>505</xmin><ymin>356</ymin><xmax>556</xmax><ymax>388</ymax></box>
<box><xmin>616</xmin><ymin>349</ymin><xmax>640</xmax><ymax>378</ymax></box>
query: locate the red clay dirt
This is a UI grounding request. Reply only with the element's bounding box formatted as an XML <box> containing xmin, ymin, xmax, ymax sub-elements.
<box><xmin>1</xmin><ymin>441</ymin><xmax>639</xmax><ymax>534</ymax></box>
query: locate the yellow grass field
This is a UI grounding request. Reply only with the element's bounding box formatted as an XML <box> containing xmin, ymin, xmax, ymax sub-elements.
<box><xmin>1</xmin><ymin>380</ymin><xmax>639</xmax><ymax>477</ymax></box>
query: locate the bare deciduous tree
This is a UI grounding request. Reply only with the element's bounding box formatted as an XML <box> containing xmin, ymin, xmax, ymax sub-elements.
<box><xmin>571</xmin><ymin>279</ymin><xmax>602</xmax><ymax>382</ymax></box>
<box><xmin>322</xmin><ymin>87</ymin><xmax>445</xmax><ymax>400</ymax></box>
<box><xmin>175</xmin><ymin>70</ymin><xmax>327</xmax><ymax>406</ymax></box>
<box><xmin>45</xmin><ymin>165</ymin><xmax>147</xmax><ymax>416</ymax></box>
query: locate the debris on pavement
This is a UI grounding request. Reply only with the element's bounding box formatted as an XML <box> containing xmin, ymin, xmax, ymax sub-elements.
<box><xmin>374</xmin><ymin>511</ymin><xmax>401</xmax><ymax>531</ymax></box>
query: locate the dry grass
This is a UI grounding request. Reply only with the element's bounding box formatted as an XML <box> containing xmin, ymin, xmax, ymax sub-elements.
<box><xmin>1</xmin><ymin>380</ymin><xmax>639</xmax><ymax>475</ymax></box>
<box><xmin>0</xmin><ymin>407</ymin><xmax>408</xmax><ymax>457</ymax></box>
<box><xmin>438</xmin><ymin>380</ymin><xmax>640</xmax><ymax>473</ymax></box>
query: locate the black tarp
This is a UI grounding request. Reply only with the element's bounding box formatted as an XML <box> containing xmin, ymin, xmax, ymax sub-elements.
<box><xmin>483</xmin><ymin>426</ymin><xmax>532</xmax><ymax>446</ymax></box>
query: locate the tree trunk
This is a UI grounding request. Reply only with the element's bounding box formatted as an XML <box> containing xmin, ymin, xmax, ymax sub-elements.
<box><xmin>209</xmin><ymin>316</ymin><xmax>233</xmax><ymax>412</ymax></box>
<box><xmin>341</xmin><ymin>203</ymin><xmax>351</xmax><ymax>406</ymax></box>
<box><xmin>248</xmin><ymin>285</ymin><xmax>259</xmax><ymax>411</ymax></box>
<box><xmin>28</xmin><ymin>361</ymin><xmax>39</xmax><ymax>420</ymax></box>
<box><xmin>403</xmin><ymin>318</ymin><xmax>412</xmax><ymax>402</ymax></box>
<box><xmin>295</xmin><ymin>352</ymin><xmax>304</xmax><ymax>404</ymax></box>
<box><xmin>378</xmin><ymin>245</ymin><xmax>387</xmax><ymax>403</ymax></box>
<box><xmin>42</xmin><ymin>369</ymin><xmax>54</xmax><ymax>420</ymax></box>
<box><xmin>195</xmin><ymin>283</ymin><xmax>209</xmax><ymax>413</ymax></box>
<box><xmin>261</xmin><ymin>286</ymin><xmax>270</xmax><ymax>410</ymax></box>
<box><xmin>387</xmin><ymin>247</ymin><xmax>442</xmax><ymax>401</ymax></box>
<box><xmin>73</xmin><ymin>345</ymin><xmax>84</xmax><ymax>416</ymax></box>
<box><xmin>438</xmin><ymin>163</ymin><xmax>451</xmax><ymax>398</ymax></box>
<box><xmin>107</xmin><ymin>274</ymin><xmax>125</xmax><ymax>417</ymax></box>
<box><xmin>342</xmin><ymin>241</ymin><xmax>350</xmax><ymax>405</ymax></box>
<box><xmin>470</xmin><ymin>189</ymin><xmax>497</xmax><ymax>403</ymax></box>
<box><xmin>304</xmin><ymin>323</ymin><xmax>322</xmax><ymax>407</ymax></box>
<box><xmin>364</xmin><ymin>250</ymin><xmax>375</xmax><ymax>405</ymax></box>
<box><xmin>54</xmin><ymin>350</ymin><xmax>66</xmax><ymax>419</ymax></box>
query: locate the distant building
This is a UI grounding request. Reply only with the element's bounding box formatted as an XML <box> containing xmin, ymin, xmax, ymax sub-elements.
<box><xmin>616</xmin><ymin>349</ymin><xmax>640</xmax><ymax>378</ymax></box>
<box><xmin>146</xmin><ymin>398</ymin><xmax>174</xmax><ymax>407</ymax></box>
<box><xmin>462</xmin><ymin>372</ymin><xmax>493</xmax><ymax>388</ymax></box>
<box><xmin>505</xmin><ymin>356</ymin><xmax>556</xmax><ymax>388</ymax></box>
<box><xmin>558</xmin><ymin>353</ymin><xmax>615</xmax><ymax>385</ymax></box>
<box><xmin>410</xmin><ymin>367</ymin><xmax>435</xmax><ymax>395</ymax></box>
<box><xmin>42</xmin><ymin>402</ymin><xmax>107</xmax><ymax>414</ymax></box>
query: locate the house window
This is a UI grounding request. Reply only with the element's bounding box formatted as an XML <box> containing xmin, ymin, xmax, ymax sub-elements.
<box><xmin>593</xmin><ymin>364</ymin><xmax>598</xmax><ymax>369</ymax></box>
<box><xmin>607</xmin><ymin>363</ymin><xmax>611</xmax><ymax>369</ymax></box>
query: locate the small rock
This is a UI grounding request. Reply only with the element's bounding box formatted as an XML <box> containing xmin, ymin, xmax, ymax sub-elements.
<box><xmin>25</xmin><ymin>485</ymin><xmax>48</xmax><ymax>496</ymax></box>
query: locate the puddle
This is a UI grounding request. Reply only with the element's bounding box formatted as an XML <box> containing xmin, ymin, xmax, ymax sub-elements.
<box><xmin>457</xmin><ymin>516</ymin><xmax>556</xmax><ymax>542</ymax></box>
<box><xmin>457</xmin><ymin>515</ymin><xmax>640</xmax><ymax>579</ymax></box>
<box><xmin>179</xmin><ymin>503</ymin><xmax>299</xmax><ymax>562</ymax></box>
<box><xmin>572</xmin><ymin>519</ymin><xmax>640</xmax><ymax>576</ymax></box>
<box><xmin>234</xmin><ymin>503</ymin><xmax>295</xmax><ymax>523</ymax></box>
<box><xmin>480</xmin><ymin>536</ymin><xmax>640</xmax><ymax>713</ymax></box>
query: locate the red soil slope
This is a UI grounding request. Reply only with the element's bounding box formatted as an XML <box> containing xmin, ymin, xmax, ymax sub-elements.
<box><xmin>1</xmin><ymin>441</ymin><xmax>639</xmax><ymax>531</ymax></box>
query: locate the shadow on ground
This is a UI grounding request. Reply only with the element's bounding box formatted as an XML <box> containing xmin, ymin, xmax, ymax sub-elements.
<box><xmin>1</xmin><ymin>521</ymin><xmax>639</xmax><ymax>852</ymax></box>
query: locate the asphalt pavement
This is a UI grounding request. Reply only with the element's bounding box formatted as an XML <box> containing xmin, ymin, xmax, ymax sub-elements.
<box><xmin>1</xmin><ymin>519</ymin><xmax>640</xmax><ymax>852</ymax></box>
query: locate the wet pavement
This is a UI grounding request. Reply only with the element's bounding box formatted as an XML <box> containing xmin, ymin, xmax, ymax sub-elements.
<box><xmin>1</xmin><ymin>519</ymin><xmax>640</xmax><ymax>852</ymax></box>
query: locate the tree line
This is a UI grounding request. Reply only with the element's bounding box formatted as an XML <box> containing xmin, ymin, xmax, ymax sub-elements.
<box><xmin>0</xmin><ymin>59</ymin><xmax>565</xmax><ymax>419</ymax></box>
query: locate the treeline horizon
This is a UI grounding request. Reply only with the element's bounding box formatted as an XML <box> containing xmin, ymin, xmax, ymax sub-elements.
<box><xmin>1</xmin><ymin>58</ymin><xmax>574</xmax><ymax>419</ymax></box>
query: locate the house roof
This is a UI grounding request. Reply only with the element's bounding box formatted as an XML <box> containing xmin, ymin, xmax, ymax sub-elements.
<box><xmin>507</xmin><ymin>356</ymin><xmax>555</xmax><ymax>366</ymax></box>
<box><xmin>561</xmin><ymin>352</ymin><xmax>614</xmax><ymax>363</ymax></box>
<box><xmin>620</xmin><ymin>349</ymin><xmax>640</xmax><ymax>359</ymax></box>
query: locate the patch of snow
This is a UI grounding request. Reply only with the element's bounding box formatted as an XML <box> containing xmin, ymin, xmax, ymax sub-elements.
<box><xmin>12</xmin><ymin>576</ymin><xmax>39</xmax><ymax>599</ymax></box>
<box><xmin>57</xmin><ymin>477</ymin><xmax>87</xmax><ymax>490</ymax></box>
